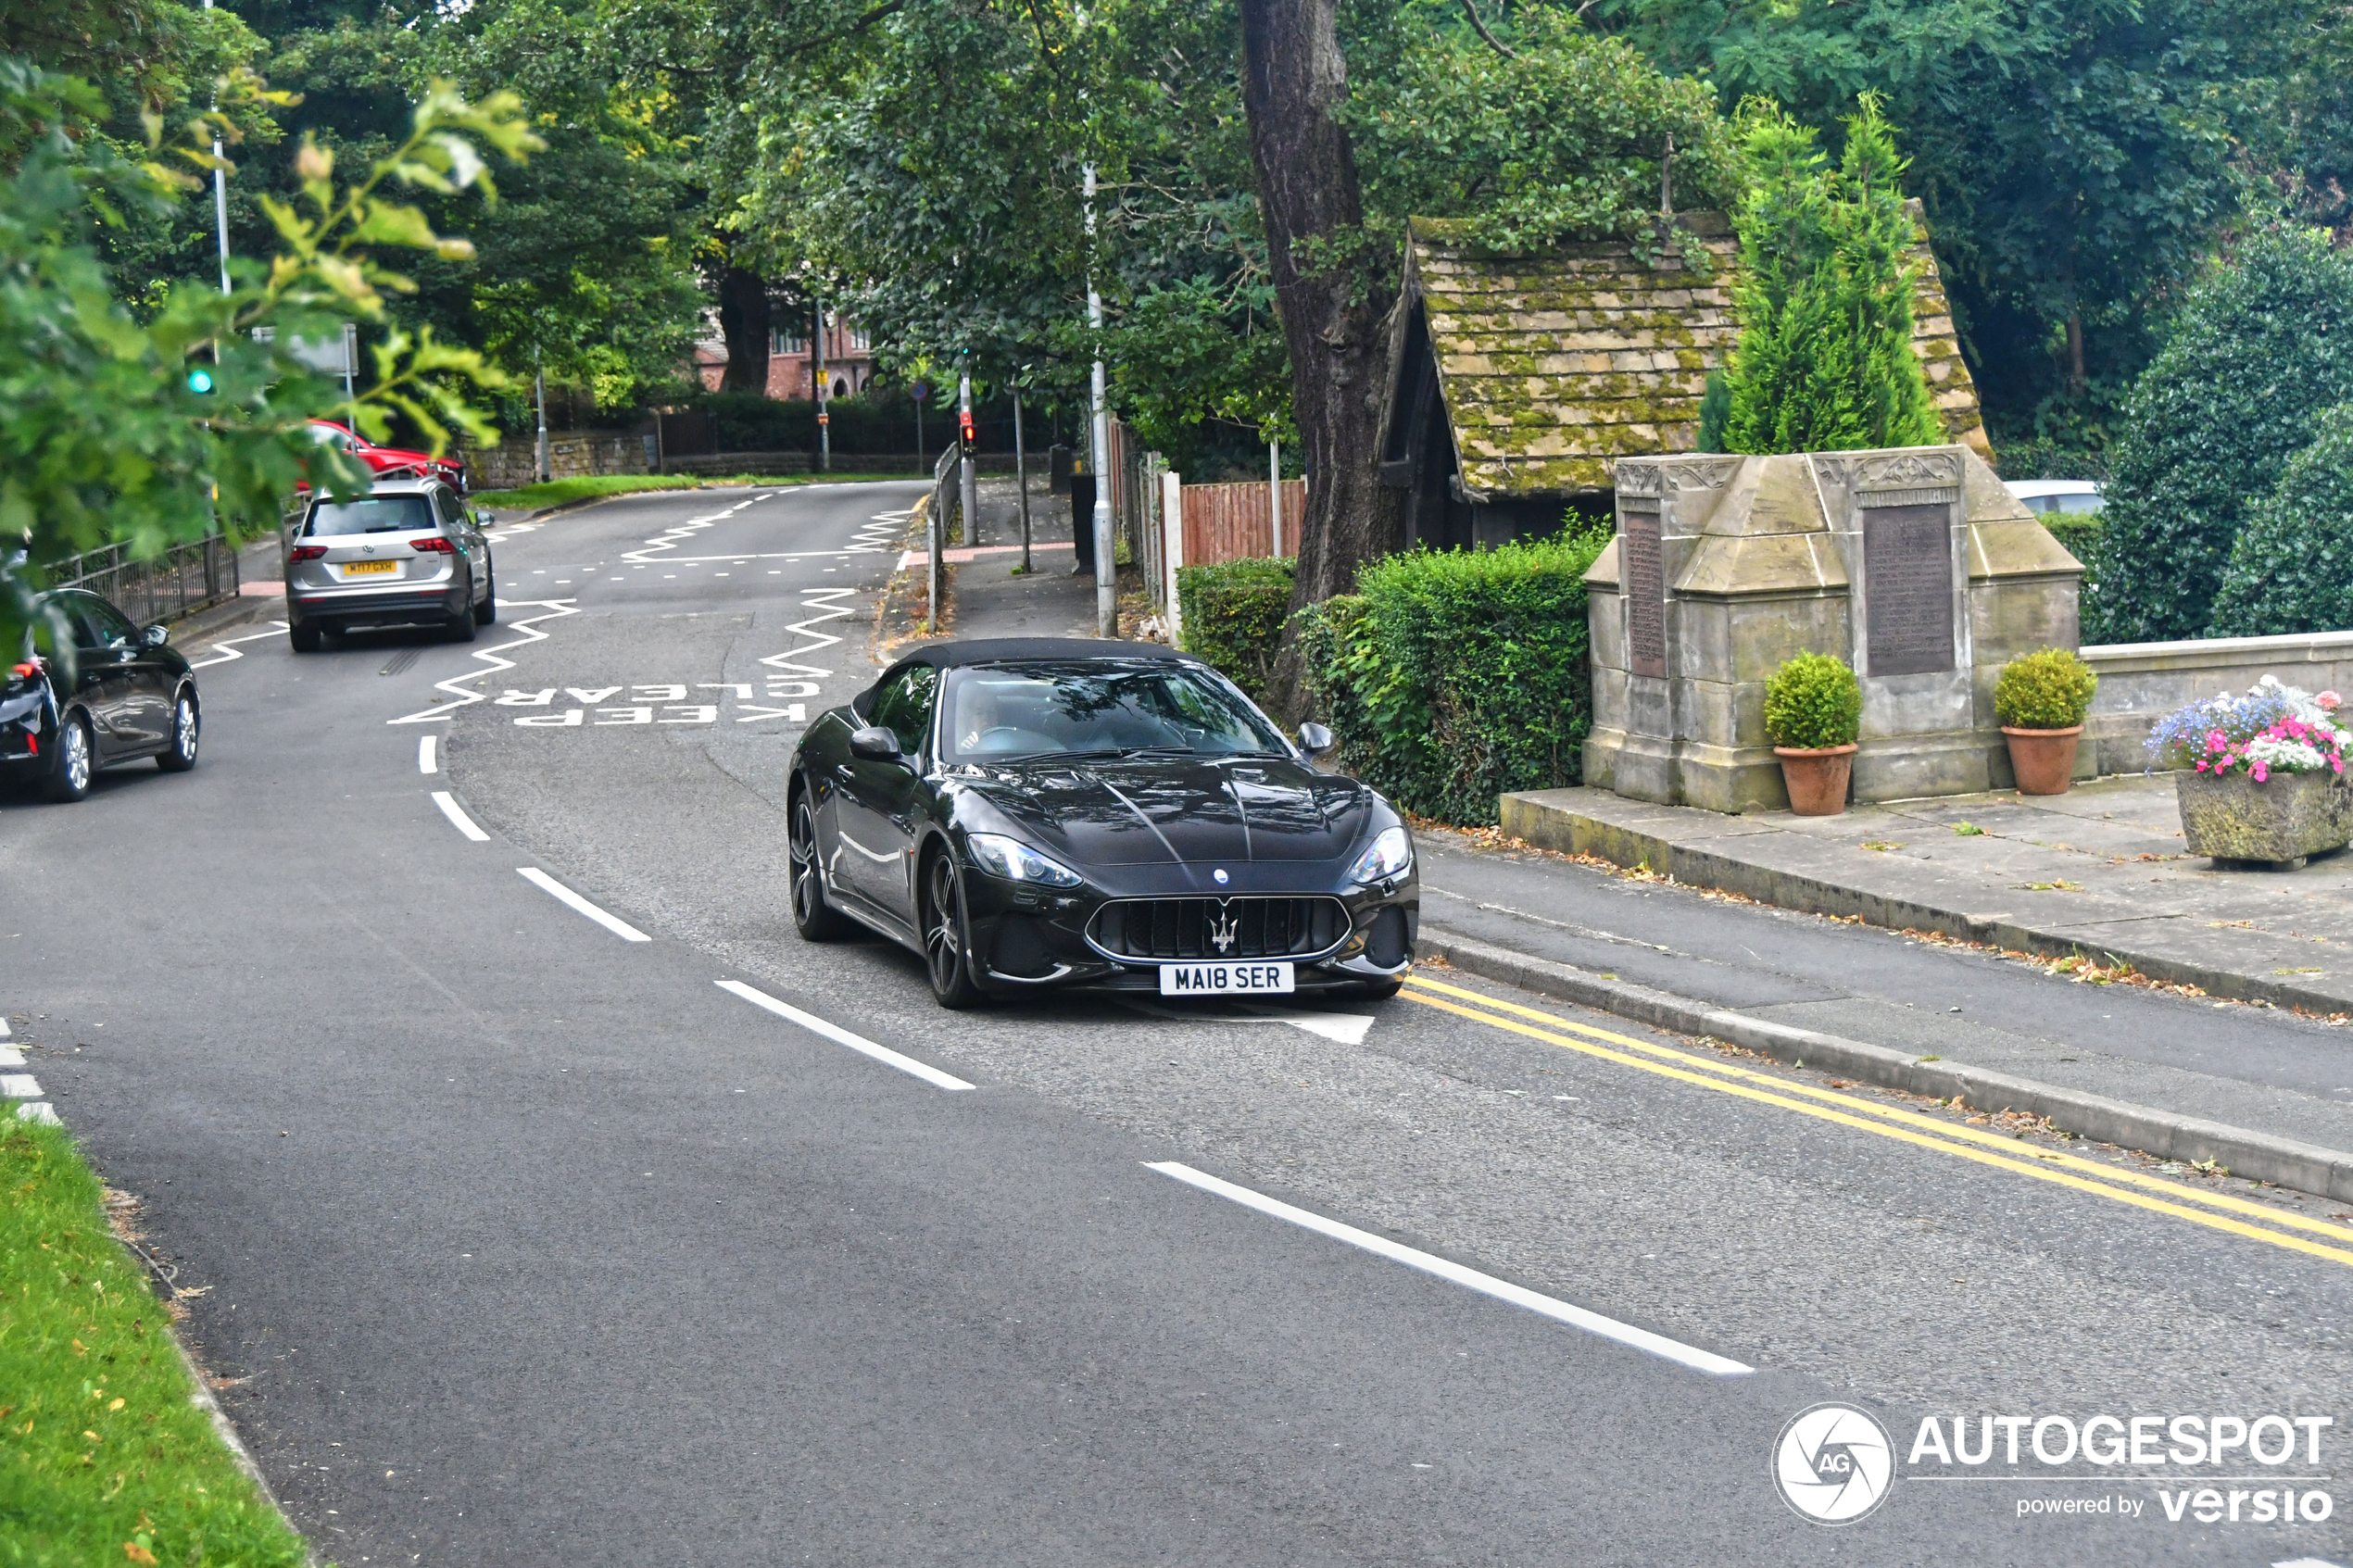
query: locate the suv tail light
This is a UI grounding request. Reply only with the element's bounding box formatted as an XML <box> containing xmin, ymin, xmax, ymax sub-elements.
<box><xmin>409</xmin><ymin>535</ymin><xmax>456</xmax><ymax>554</ymax></box>
<box><xmin>288</xmin><ymin>545</ymin><xmax>328</xmax><ymax>562</ymax></box>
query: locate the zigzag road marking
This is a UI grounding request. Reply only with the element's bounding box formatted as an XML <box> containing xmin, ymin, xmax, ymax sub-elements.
<box><xmin>751</xmin><ymin>507</ymin><xmax>904</xmax><ymax>711</ymax></box>
<box><xmin>622</xmin><ymin>492</ymin><xmax>772</xmax><ymax>565</ymax></box>
<box><xmin>186</xmin><ymin>621</ymin><xmax>289</xmax><ymax>670</ymax></box>
<box><xmin>386</xmin><ymin>601</ymin><xmax>582</xmax><ymax>725</ymax></box>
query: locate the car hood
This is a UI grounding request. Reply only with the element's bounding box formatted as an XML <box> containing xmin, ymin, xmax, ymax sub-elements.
<box><xmin>957</xmin><ymin>754</ymin><xmax>1376</xmax><ymax>866</ymax></box>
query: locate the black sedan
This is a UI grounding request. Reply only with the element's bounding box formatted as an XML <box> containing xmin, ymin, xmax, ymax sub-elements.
<box><xmin>786</xmin><ymin>639</ymin><xmax>1417</xmax><ymax>1008</ymax></box>
<box><xmin>4</xmin><ymin>588</ymin><xmax>201</xmax><ymax>803</ymax></box>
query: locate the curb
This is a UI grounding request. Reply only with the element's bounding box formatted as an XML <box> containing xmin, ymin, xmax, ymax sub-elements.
<box><xmin>1499</xmin><ymin>797</ymin><xmax>2353</xmax><ymax>1018</ymax></box>
<box><xmin>1416</xmin><ymin>922</ymin><xmax>2353</xmax><ymax>1203</ymax></box>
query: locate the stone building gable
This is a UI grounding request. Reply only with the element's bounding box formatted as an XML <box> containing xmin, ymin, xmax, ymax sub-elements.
<box><xmin>1385</xmin><ymin>206</ymin><xmax>1990</xmax><ymax>502</ymax></box>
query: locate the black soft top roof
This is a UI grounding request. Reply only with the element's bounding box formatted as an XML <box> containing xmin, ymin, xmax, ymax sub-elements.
<box><xmin>891</xmin><ymin>638</ymin><xmax>1202</xmax><ymax>671</ymax></box>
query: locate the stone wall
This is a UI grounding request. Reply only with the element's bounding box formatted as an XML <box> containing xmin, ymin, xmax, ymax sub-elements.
<box><xmin>2082</xmin><ymin>631</ymin><xmax>2353</xmax><ymax>775</ymax></box>
<box><xmin>462</xmin><ymin>433</ymin><xmax>651</xmax><ymax>493</ymax></box>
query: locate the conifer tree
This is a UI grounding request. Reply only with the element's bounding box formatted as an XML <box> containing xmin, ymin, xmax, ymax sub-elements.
<box><xmin>1720</xmin><ymin>94</ymin><xmax>1942</xmax><ymax>455</ymax></box>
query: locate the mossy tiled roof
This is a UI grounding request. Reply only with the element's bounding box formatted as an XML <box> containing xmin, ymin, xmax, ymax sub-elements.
<box><xmin>1400</xmin><ymin>207</ymin><xmax>1990</xmax><ymax>498</ymax></box>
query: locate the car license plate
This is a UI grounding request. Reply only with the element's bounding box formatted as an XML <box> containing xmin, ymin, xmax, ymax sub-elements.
<box><xmin>342</xmin><ymin>559</ymin><xmax>397</xmax><ymax>575</ymax></box>
<box><xmin>1159</xmin><ymin>961</ymin><xmax>1295</xmax><ymax>996</ymax></box>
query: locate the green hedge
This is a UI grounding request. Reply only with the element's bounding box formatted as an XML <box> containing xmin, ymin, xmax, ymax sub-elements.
<box><xmin>1300</xmin><ymin>529</ymin><xmax>1610</xmax><ymax>825</ymax></box>
<box><xmin>1177</xmin><ymin>557</ymin><xmax>1296</xmax><ymax>701</ymax></box>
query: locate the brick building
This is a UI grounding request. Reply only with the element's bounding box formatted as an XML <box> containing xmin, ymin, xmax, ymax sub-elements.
<box><xmin>694</xmin><ymin>313</ymin><xmax>877</xmax><ymax>399</ymax></box>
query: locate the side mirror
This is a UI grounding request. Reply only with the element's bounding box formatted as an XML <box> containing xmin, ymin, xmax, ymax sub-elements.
<box><xmin>849</xmin><ymin>724</ymin><xmax>902</xmax><ymax>761</ymax></box>
<box><xmin>1297</xmin><ymin>721</ymin><xmax>1335</xmax><ymax>755</ymax></box>
<box><xmin>140</xmin><ymin>623</ymin><xmax>170</xmax><ymax>649</ymax></box>
<box><xmin>473</xmin><ymin>509</ymin><xmax>497</xmax><ymax>527</ymax></box>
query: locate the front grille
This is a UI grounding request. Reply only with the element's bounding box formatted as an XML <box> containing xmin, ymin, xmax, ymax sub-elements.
<box><xmin>1088</xmin><ymin>896</ymin><xmax>1350</xmax><ymax>961</ymax></box>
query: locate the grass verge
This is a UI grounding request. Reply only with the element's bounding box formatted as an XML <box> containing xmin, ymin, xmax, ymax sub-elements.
<box><xmin>472</xmin><ymin>470</ymin><xmax>920</xmax><ymax>513</ymax></box>
<box><xmin>0</xmin><ymin>1109</ymin><xmax>311</xmax><ymax>1568</ymax></box>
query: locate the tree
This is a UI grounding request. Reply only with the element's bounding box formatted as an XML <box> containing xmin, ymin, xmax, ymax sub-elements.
<box><xmin>0</xmin><ymin>55</ymin><xmax>536</xmax><ymax>652</ymax></box>
<box><xmin>1718</xmin><ymin>95</ymin><xmax>1940</xmax><ymax>455</ymax></box>
<box><xmin>2210</xmin><ymin>403</ymin><xmax>2353</xmax><ymax>635</ymax></box>
<box><xmin>1587</xmin><ymin>0</ymin><xmax>2313</xmax><ymax>465</ymax></box>
<box><xmin>2087</xmin><ymin>226</ymin><xmax>2353</xmax><ymax>643</ymax></box>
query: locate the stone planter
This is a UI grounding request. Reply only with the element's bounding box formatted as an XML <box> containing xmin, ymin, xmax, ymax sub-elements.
<box><xmin>2175</xmin><ymin>770</ymin><xmax>2351</xmax><ymax>869</ymax></box>
<box><xmin>2002</xmin><ymin>725</ymin><xmax>2082</xmax><ymax>797</ymax></box>
<box><xmin>1774</xmin><ymin>744</ymin><xmax>1858</xmax><ymax>817</ymax></box>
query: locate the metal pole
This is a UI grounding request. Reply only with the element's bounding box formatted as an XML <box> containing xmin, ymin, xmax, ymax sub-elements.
<box><xmin>1013</xmin><ymin>393</ymin><xmax>1031</xmax><ymax>573</ymax></box>
<box><xmin>958</xmin><ymin>366</ymin><xmax>978</xmax><ymax>548</ymax></box>
<box><xmin>342</xmin><ymin>321</ymin><xmax>356</xmax><ymax>404</ymax></box>
<box><xmin>814</xmin><ymin>302</ymin><xmax>830</xmax><ymax>472</ymax></box>
<box><xmin>535</xmin><ymin>355</ymin><xmax>549</xmax><ymax>485</ymax></box>
<box><xmin>204</xmin><ymin>0</ymin><xmax>229</xmax><ymax>297</ymax></box>
<box><xmin>1268</xmin><ymin>439</ymin><xmax>1282</xmax><ymax>558</ymax></box>
<box><xmin>1085</xmin><ymin>163</ymin><xmax>1114</xmax><ymax>637</ymax></box>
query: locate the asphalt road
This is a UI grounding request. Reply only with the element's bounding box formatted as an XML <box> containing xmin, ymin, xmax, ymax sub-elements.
<box><xmin>6</xmin><ymin>483</ymin><xmax>2351</xmax><ymax>1565</ymax></box>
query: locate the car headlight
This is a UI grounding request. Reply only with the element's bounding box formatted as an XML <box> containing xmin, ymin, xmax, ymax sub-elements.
<box><xmin>1349</xmin><ymin>824</ymin><xmax>1414</xmax><ymax>884</ymax></box>
<box><xmin>967</xmin><ymin>832</ymin><xmax>1085</xmax><ymax>887</ymax></box>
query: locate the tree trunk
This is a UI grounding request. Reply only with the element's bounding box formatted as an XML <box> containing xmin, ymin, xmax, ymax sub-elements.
<box><xmin>1239</xmin><ymin>0</ymin><xmax>1402</xmax><ymax>721</ymax></box>
<box><xmin>717</xmin><ymin>267</ymin><xmax>772</xmax><ymax>394</ymax></box>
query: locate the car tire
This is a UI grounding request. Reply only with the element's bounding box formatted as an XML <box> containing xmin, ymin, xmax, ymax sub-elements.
<box><xmin>156</xmin><ymin>689</ymin><xmax>199</xmax><ymax>771</ymax></box>
<box><xmin>788</xmin><ymin>789</ymin><xmax>855</xmax><ymax>942</ymax></box>
<box><xmin>447</xmin><ymin>576</ymin><xmax>478</xmax><ymax>643</ymax></box>
<box><xmin>288</xmin><ymin>621</ymin><xmax>323</xmax><ymax>653</ymax></box>
<box><xmin>475</xmin><ymin>551</ymin><xmax>497</xmax><ymax>625</ymax></box>
<box><xmin>42</xmin><ymin>713</ymin><xmax>93</xmax><ymax>803</ymax></box>
<box><xmin>921</xmin><ymin>847</ymin><xmax>985</xmax><ymax>1010</ymax></box>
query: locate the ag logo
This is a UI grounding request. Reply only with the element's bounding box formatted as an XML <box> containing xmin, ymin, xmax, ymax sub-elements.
<box><xmin>1772</xmin><ymin>1403</ymin><xmax>1894</xmax><ymax>1524</ymax></box>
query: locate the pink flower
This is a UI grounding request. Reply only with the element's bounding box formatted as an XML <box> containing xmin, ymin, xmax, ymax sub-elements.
<box><xmin>2196</xmin><ymin>759</ymin><xmax>2208</xmax><ymax>771</ymax></box>
<box><xmin>2208</xmin><ymin>730</ymin><xmax>2229</xmax><ymax>750</ymax></box>
<box><xmin>2323</xmin><ymin>692</ymin><xmax>2343</xmax><ymax>710</ymax></box>
<box><xmin>2253</xmin><ymin>761</ymin><xmax>2271</xmax><ymax>783</ymax></box>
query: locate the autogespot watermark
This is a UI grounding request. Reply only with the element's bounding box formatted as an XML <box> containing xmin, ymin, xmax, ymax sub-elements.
<box><xmin>1774</xmin><ymin>1407</ymin><xmax>2336</xmax><ymax>1528</ymax></box>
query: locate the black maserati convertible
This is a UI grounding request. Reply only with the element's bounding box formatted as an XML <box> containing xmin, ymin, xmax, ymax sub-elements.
<box><xmin>786</xmin><ymin>639</ymin><xmax>1418</xmax><ymax>1008</ymax></box>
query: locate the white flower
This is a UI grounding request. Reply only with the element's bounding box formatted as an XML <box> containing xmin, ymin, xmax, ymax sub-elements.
<box><xmin>2247</xmin><ymin>735</ymin><xmax>2328</xmax><ymax>771</ymax></box>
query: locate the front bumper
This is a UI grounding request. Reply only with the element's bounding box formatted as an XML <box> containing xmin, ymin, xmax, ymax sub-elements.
<box><xmin>950</xmin><ymin>866</ymin><xmax>1419</xmax><ymax>996</ymax></box>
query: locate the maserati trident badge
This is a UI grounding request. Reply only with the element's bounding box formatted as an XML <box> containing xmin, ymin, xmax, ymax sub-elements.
<box><xmin>1208</xmin><ymin>901</ymin><xmax>1239</xmax><ymax>954</ymax></box>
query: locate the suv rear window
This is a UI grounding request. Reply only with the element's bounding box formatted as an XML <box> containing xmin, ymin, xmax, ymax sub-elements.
<box><xmin>306</xmin><ymin>495</ymin><xmax>437</xmax><ymax>536</ymax></box>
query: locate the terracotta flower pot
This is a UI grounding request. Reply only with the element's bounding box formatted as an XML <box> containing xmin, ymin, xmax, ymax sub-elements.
<box><xmin>1774</xmin><ymin>743</ymin><xmax>1858</xmax><ymax>816</ymax></box>
<box><xmin>2002</xmin><ymin>724</ymin><xmax>2082</xmax><ymax>796</ymax></box>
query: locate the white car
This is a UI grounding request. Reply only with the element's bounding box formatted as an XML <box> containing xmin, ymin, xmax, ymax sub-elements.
<box><xmin>2003</xmin><ymin>479</ymin><xmax>2104</xmax><ymax>517</ymax></box>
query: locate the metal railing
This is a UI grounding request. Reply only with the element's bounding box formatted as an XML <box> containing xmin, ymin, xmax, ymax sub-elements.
<box><xmin>45</xmin><ymin>533</ymin><xmax>241</xmax><ymax>626</ymax></box>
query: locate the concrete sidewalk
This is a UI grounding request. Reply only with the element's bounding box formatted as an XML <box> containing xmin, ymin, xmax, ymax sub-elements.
<box><xmin>937</xmin><ymin>474</ymin><xmax>1108</xmax><ymax>641</ymax></box>
<box><xmin>1503</xmin><ymin>774</ymin><xmax>2353</xmax><ymax>1016</ymax></box>
<box><xmin>1411</xmin><ymin>779</ymin><xmax>2353</xmax><ymax>1200</ymax></box>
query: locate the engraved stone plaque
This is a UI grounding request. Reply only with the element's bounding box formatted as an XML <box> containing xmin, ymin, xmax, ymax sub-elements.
<box><xmin>1863</xmin><ymin>504</ymin><xmax>1955</xmax><ymax>676</ymax></box>
<box><xmin>1623</xmin><ymin>509</ymin><xmax>1667</xmax><ymax>678</ymax></box>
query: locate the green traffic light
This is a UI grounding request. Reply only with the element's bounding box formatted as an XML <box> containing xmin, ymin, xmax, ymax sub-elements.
<box><xmin>186</xmin><ymin>368</ymin><xmax>216</xmax><ymax>395</ymax></box>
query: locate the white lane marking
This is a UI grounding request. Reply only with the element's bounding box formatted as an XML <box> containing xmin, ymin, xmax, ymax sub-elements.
<box><xmin>717</xmin><ymin>980</ymin><xmax>975</xmax><ymax>1092</ymax></box>
<box><xmin>517</xmin><ymin>868</ymin><xmax>649</xmax><ymax>942</ymax></box>
<box><xmin>431</xmin><ymin>791</ymin><xmax>490</xmax><ymax>842</ymax></box>
<box><xmin>1243</xmin><ymin>1006</ymin><xmax>1377</xmax><ymax>1046</ymax></box>
<box><xmin>187</xmin><ymin>621</ymin><xmax>290</xmax><ymax>670</ymax></box>
<box><xmin>16</xmin><ymin>1102</ymin><xmax>58</xmax><ymax>1124</ymax></box>
<box><xmin>1</xmin><ymin>1074</ymin><xmax>41</xmax><ymax>1098</ymax></box>
<box><xmin>419</xmin><ymin>734</ymin><xmax>439</xmax><ymax>774</ymax></box>
<box><xmin>388</xmin><ymin>600</ymin><xmax>579</xmax><ymax>725</ymax></box>
<box><xmin>1143</xmin><ymin>1161</ymin><xmax>1755</xmax><ymax>1378</ymax></box>
<box><xmin>0</xmin><ymin>1048</ymin><xmax>22</xmax><ymax>1068</ymax></box>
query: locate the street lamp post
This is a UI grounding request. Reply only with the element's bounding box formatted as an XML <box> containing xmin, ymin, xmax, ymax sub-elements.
<box><xmin>535</xmin><ymin>350</ymin><xmax>549</xmax><ymax>485</ymax></box>
<box><xmin>813</xmin><ymin>301</ymin><xmax>830</xmax><ymax>472</ymax></box>
<box><xmin>1085</xmin><ymin>163</ymin><xmax>1114</xmax><ymax>637</ymax></box>
<box><xmin>204</xmin><ymin>0</ymin><xmax>229</xmax><ymax>297</ymax></box>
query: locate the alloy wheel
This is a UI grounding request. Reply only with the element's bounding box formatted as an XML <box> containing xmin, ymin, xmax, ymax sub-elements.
<box><xmin>925</xmin><ymin>856</ymin><xmax>961</xmax><ymax>989</ymax></box>
<box><xmin>65</xmin><ymin>722</ymin><xmax>89</xmax><ymax>791</ymax></box>
<box><xmin>790</xmin><ymin>801</ymin><xmax>821</xmax><ymax>922</ymax></box>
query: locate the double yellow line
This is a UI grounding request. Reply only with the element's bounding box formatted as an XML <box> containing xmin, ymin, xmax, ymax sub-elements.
<box><xmin>1401</xmin><ymin>973</ymin><xmax>2353</xmax><ymax>1271</ymax></box>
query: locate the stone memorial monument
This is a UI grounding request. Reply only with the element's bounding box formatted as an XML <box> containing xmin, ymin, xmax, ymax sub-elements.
<box><xmin>1583</xmin><ymin>445</ymin><xmax>2082</xmax><ymax>811</ymax></box>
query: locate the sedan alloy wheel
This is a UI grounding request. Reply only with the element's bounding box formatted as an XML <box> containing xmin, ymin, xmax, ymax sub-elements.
<box><xmin>923</xmin><ymin>851</ymin><xmax>983</xmax><ymax>1009</ymax></box>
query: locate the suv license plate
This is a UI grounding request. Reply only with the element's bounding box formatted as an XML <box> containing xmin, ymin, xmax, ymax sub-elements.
<box><xmin>1160</xmin><ymin>961</ymin><xmax>1295</xmax><ymax>996</ymax></box>
<box><xmin>343</xmin><ymin>560</ymin><xmax>397</xmax><ymax>575</ymax></box>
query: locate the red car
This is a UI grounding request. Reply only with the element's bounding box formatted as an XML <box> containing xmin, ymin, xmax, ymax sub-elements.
<box><xmin>305</xmin><ymin>420</ymin><xmax>468</xmax><ymax>493</ymax></box>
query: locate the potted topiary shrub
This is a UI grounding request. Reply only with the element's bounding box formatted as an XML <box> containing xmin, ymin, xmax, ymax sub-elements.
<box><xmin>1765</xmin><ymin>652</ymin><xmax>1863</xmax><ymax>815</ymax></box>
<box><xmin>2148</xmin><ymin>677</ymin><xmax>2353</xmax><ymax>868</ymax></box>
<box><xmin>1994</xmin><ymin>647</ymin><xmax>2098</xmax><ymax>795</ymax></box>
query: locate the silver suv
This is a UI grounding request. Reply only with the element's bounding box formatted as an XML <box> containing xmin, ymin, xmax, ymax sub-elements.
<box><xmin>284</xmin><ymin>479</ymin><xmax>496</xmax><ymax>651</ymax></box>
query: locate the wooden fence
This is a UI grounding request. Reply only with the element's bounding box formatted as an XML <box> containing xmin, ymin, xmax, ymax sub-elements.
<box><xmin>1180</xmin><ymin>480</ymin><xmax>1304</xmax><ymax>566</ymax></box>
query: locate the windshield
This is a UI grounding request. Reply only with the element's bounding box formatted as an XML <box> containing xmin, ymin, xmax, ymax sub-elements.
<box><xmin>305</xmin><ymin>495</ymin><xmax>435</xmax><ymax>536</ymax></box>
<box><xmin>940</xmin><ymin>662</ymin><xmax>1290</xmax><ymax>762</ymax></box>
